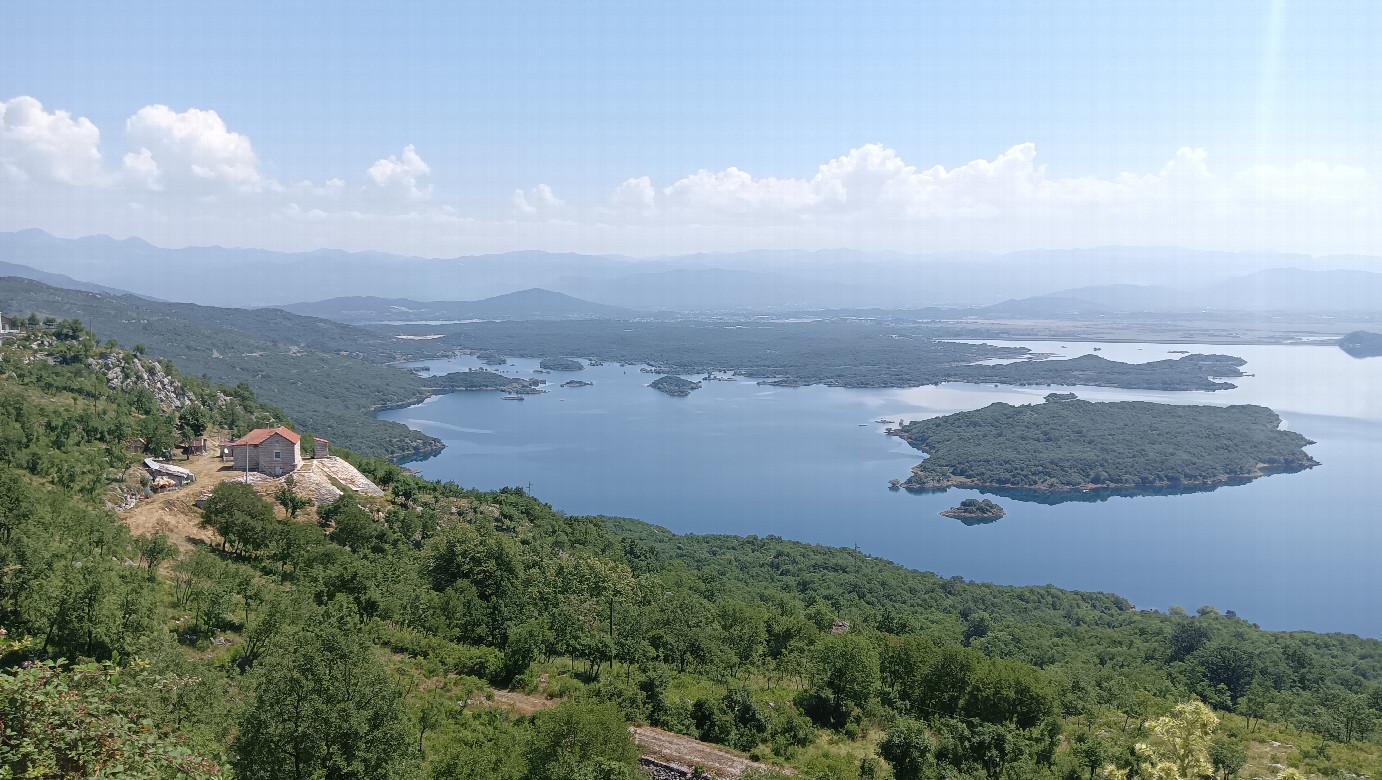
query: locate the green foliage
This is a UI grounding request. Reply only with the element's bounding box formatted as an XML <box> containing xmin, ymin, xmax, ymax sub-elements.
<box><xmin>0</xmin><ymin>636</ymin><xmax>221</xmax><ymax>778</ymax></box>
<box><xmin>200</xmin><ymin>480</ymin><xmax>277</xmax><ymax>555</ymax></box>
<box><xmin>1209</xmin><ymin>736</ymin><xmax>1247</xmax><ymax>779</ymax></box>
<box><xmin>0</xmin><ymin>277</ymin><xmax>539</xmax><ymax>455</ymax></box>
<box><xmin>805</xmin><ymin>632</ymin><xmax>879</xmax><ymax>722</ymax></box>
<box><xmin>878</xmin><ymin>717</ymin><xmax>932</xmax><ymax>780</ymax></box>
<box><xmin>649</xmin><ymin>375</ymin><xmax>701</xmax><ymax>396</ymax></box>
<box><xmin>898</xmin><ymin>399</ymin><xmax>1317</xmax><ymax>490</ymax></box>
<box><xmin>538</xmin><ymin>357</ymin><xmax>584</xmax><ymax>371</ymax></box>
<box><xmin>6</xmin><ymin>321</ymin><xmax>1382</xmax><ymax>780</ymax></box>
<box><xmin>231</xmin><ymin>605</ymin><xmax>417</xmax><ymax>780</ymax></box>
<box><xmin>522</xmin><ymin>700</ymin><xmax>640</xmax><ymax>780</ymax></box>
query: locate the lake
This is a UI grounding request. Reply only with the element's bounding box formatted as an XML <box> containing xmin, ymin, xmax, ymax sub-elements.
<box><xmin>378</xmin><ymin>341</ymin><xmax>1382</xmax><ymax>638</ymax></box>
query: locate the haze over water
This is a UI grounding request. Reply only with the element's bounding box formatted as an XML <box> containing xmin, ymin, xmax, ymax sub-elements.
<box><xmin>380</xmin><ymin>341</ymin><xmax>1382</xmax><ymax>638</ymax></box>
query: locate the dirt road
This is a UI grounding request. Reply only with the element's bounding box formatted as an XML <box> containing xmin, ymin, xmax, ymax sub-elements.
<box><xmin>485</xmin><ymin>687</ymin><xmax>779</xmax><ymax>778</ymax></box>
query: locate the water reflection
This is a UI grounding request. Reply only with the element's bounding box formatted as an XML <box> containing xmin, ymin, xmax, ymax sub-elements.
<box><xmin>899</xmin><ymin>466</ymin><xmax>1314</xmax><ymax>507</ymax></box>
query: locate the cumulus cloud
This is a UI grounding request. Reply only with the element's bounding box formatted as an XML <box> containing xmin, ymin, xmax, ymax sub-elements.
<box><xmin>512</xmin><ymin>183</ymin><xmax>564</xmax><ymax>217</ymax></box>
<box><xmin>609</xmin><ymin>176</ymin><xmax>657</xmax><ymax>216</ymax></box>
<box><xmin>1</xmin><ymin>93</ymin><xmax>1380</xmax><ymax>257</ymax></box>
<box><xmin>124</xmin><ymin>105</ymin><xmax>264</xmax><ymax>190</ymax></box>
<box><xmin>367</xmin><ymin>145</ymin><xmax>431</xmax><ymax>200</ymax></box>
<box><xmin>0</xmin><ymin>96</ymin><xmax>104</xmax><ymax>185</ymax></box>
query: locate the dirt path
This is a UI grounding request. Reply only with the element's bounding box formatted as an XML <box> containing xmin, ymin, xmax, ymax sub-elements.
<box><xmin>631</xmin><ymin>725</ymin><xmax>771</xmax><ymax>778</ymax></box>
<box><xmin>484</xmin><ymin>687</ymin><xmax>777</xmax><ymax>778</ymax></box>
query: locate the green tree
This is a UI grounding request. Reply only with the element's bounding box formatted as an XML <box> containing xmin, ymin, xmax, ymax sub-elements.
<box><xmin>231</xmin><ymin>606</ymin><xmax>416</xmax><ymax>780</ymax></box>
<box><xmin>141</xmin><ymin>412</ymin><xmax>178</xmax><ymax>458</ymax></box>
<box><xmin>878</xmin><ymin>717</ymin><xmax>932</xmax><ymax>780</ymax></box>
<box><xmin>522</xmin><ymin>700</ymin><xmax>640</xmax><ymax>780</ymax></box>
<box><xmin>717</xmin><ymin>601</ymin><xmax>767</xmax><ymax>678</ymax></box>
<box><xmin>806</xmin><ymin>632</ymin><xmax>880</xmax><ymax>719</ymax></box>
<box><xmin>274</xmin><ymin>475</ymin><xmax>311</xmax><ymax>518</ymax></box>
<box><xmin>179</xmin><ymin>403</ymin><xmax>210</xmax><ymax>445</ymax></box>
<box><xmin>200</xmin><ymin>480</ymin><xmax>276</xmax><ymax>555</ymax></box>
<box><xmin>138</xmin><ymin>532</ymin><xmax>177</xmax><ymax>580</ymax></box>
<box><xmin>1072</xmin><ymin>732</ymin><xmax>1109</xmax><ymax>780</ymax></box>
<box><xmin>1208</xmin><ymin>736</ymin><xmax>1247</xmax><ymax>780</ymax></box>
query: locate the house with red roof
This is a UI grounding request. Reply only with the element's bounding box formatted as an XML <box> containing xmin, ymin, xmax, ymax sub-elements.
<box><xmin>228</xmin><ymin>426</ymin><xmax>304</xmax><ymax>476</ymax></box>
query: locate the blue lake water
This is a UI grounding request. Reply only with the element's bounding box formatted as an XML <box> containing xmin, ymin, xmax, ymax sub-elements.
<box><xmin>378</xmin><ymin>341</ymin><xmax>1382</xmax><ymax>638</ymax></box>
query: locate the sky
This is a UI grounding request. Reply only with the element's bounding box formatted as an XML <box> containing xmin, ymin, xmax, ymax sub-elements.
<box><xmin>1</xmin><ymin>0</ymin><xmax>1380</xmax><ymax>258</ymax></box>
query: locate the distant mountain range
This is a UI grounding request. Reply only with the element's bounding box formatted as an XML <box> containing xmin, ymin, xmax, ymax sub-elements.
<box><xmin>989</xmin><ymin>269</ymin><xmax>1382</xmax><ymax>315</ymax></box>
<box><xmin>2</xmin><ymin>229</ymin><xmax>1381</xmax><ymax>314</ymax></box>
<box><xmin>281</xmin><ymin>288</ymin><xmax>637</xmax><ymax>323</ymax></box>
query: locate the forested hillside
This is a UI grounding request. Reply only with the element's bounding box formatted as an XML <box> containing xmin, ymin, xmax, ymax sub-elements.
<box><xmin>0</xmin><ymin>278</ymin><xmax>534</xmax><ymax>457</ymax></box>
<box><xmin>2</xmin><ymin>319</ymin><xmax>1381</xmax><ymax>780</ymax></box>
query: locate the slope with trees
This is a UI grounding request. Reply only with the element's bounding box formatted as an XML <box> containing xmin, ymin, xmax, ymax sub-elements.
<box><xmin>2</xmin><ymin>319</ymin><xmax>1381</xmax><ymax>780</ymax></box>
<box><xmin>0</xmin><ymin>278</ymin><xmax>535</xmax><ymax>457</ymax></box>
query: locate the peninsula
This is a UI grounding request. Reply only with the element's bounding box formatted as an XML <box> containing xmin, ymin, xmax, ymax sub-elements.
<box><xmin>649</xmin><ymin>375</ymin><xmax>701</xmax><ymax>396</ymax></box>
<box><xmin>893</xmin><ymin>398</ymin><xmax>1318</xmax><ymax>491</ymax></box>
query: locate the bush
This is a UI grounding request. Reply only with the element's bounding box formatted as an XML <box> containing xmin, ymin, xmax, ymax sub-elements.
<box><xmin>768</xmin><ymin>708</ymin><xmax>817</xmax><ymax>759</ymax></box>
<box><xmin>523</xmin><ymin>700</ymin><xmax>640</xmax><ymax>780</ymax></box>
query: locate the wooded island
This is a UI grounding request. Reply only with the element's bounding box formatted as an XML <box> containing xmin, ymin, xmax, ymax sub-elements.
<box><xmin>894</xmin><ymin>398</ymin><xmax>1318</xmax><ymax>491</ymax></box>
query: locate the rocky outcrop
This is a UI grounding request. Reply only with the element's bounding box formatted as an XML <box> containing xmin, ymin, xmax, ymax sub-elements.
<box><xmin>87</xmin><ymin>352</ymin><xmax>196</xmax><ymax>411</ymax></box>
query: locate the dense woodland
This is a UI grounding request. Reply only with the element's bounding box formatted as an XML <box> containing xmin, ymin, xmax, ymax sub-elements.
<box><xmin>421</xmin><ymin>320</ymin><xmax>1246</xmax><ymax>391</ymax></box>
<box><xmin>896</xmin><ymin>399</ymin><xmax>1318</xmax><ymax>490</ymax></box>
<box><xmin>3</xmin><ymin>319</ymin><xmax>1381</xmax><ymax>780</ymax></box>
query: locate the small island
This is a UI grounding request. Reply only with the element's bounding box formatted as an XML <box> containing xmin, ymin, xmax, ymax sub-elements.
<box><xmin>475</xmin><ymin>351</ymin><xmax>507</xmax><ymax>365</ymax></box>
<box><xmin>1044</xmin><ymin>392</ymin><xmax>1078</xmax><ymax>402</ymax></box>
<box><xmin>940</xmin><ymin>498</ymin><xmax>1006</xmax><ymax>519</ymax></box>
<box><xmin>562</xmin><ymin>379</ymin><xmax>593</xmax><ymax>387</ymax></box>
<box><xmin>539</xmin><ymin>357</ymin><xmax>585</xmax><ymax>371</ymax></box>
<box><xmin>1340</xmin><ymin>331</ymin><xmax>1382</xmax><ymax>358</ymax></box>
<box><xmin>649</xmin><ymin>375</ymin><xmax>702</xmax><ymax>396</ymax></box>
<box><xmin>893</xmin><ymin>398</ymin><xmax>1318</xmax><ymax>492</ymax></box>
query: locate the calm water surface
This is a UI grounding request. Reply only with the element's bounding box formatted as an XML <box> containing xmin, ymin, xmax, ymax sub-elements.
<box><xmin>378</xmin><ymin>341</ymin><xmax>1382</xmax><ymax>638</ymax></box>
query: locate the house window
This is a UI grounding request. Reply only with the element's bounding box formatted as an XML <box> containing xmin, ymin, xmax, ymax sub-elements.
<box><xmin>273</xmin><ymin>451</ymin><xmax>281</xmax><ymax>460</ymax></box>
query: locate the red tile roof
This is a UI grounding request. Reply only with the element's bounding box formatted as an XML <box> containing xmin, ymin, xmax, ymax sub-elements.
<box><xmin>231</xmin><ymin>426</ymin><xmax>301</xmax><ymax>446</ymax></box>
<box><xmin>313</xmin><ymin>436</ymin><xmax>329</xmax><ymax>442</ymax></box>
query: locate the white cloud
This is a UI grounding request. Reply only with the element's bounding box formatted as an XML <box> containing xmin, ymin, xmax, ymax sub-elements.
<box><xmin>367</xmin><ymin>145</ymin><xmax>431</xmax><ymax>200</ymax></box>
<box><xmin>609</xmin><ymin>176</ymin><xmax>657</xmax><ymax>216</ymax></box>
<box><xmin>124</xmin><ymin>105</ymin><xmax>264</xmax><ymax>191</ymax></box>
<box><xmin>0</xmin><ymin>96</ymin><xmax>104</xmax><ymax>185</ymax></box>
<box><xmin>1</xmin><ymin>93</ymin><xmax>1380</xmax><ymax>257</ymax></box>
<box><xmin>512</xmin><ymin>183</ymin><xmax>564</xmax><ymax>217</ymax></box>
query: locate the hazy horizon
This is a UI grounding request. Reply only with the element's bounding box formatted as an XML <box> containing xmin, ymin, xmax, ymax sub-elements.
<box><xmin>5</xmin><ymin>1</ymin><xmax>1381</xmax><ymax>259</ymax></box>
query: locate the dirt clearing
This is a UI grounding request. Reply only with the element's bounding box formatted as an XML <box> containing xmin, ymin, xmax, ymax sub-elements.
<box><xmin>483</xmin><ymin>687</ymin><xmax>778</xmax><ymax>778</ymax></box>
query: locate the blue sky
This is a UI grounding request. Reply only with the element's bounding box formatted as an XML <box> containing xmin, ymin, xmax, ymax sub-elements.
<box><xmin>1</xmin><ymin>0</ymin><xmax>1379</xmax><ymax>256</ymax></box>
